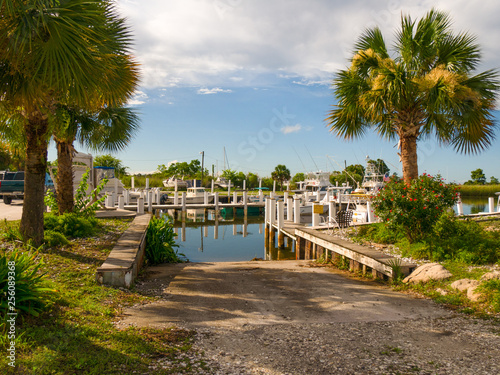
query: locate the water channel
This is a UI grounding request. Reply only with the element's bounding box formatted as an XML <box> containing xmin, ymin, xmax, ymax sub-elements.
<box><xmin>162</xmin><ymin>197</ymin><xmax>494</xmax><ymax>262</ymax></box>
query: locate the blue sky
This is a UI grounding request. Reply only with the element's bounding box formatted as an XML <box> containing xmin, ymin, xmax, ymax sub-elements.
<box><xmin>49</xmin><ymin>0</ymin><xmax>500</xmax><ymax>183</ymax></box>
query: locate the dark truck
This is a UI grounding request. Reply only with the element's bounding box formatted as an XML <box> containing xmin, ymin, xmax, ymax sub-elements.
<box><xmin>0</xmin><ymin>171</ymin><xmax>24</xmax><ymax>204</ymax></box>
<box><xmin>0</xmin><ymin>171</ymin><xmax>54</xmax><ymax>204</ymax></box>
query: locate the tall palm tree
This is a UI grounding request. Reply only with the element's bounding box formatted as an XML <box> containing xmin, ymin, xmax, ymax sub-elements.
<box><xmin>326</xmin><ymin>9</ymin><xmax>499</xmax><ymax>183</ymax></box>
<box><xmin>0</xmin><ymin>0</ymin><xmax>139</xmax><ymax>245</ymax></box>
<box><xmin>271</xmin><ymin>164</ymin><xmax>291</xmax><ymax>191</ymax></box>
<box><xmin>53</xmin><ymin>106</ymin><xmax>139</xmax><ymax>214</ymax></box>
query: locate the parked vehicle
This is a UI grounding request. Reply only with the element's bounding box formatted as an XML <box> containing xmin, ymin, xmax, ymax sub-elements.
<box><xmin>0</xmin><ymin>171</ymin><xmax>54</xmax><ymax>204</ymax></box>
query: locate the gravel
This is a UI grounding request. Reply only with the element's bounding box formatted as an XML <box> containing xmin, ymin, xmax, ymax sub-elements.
<box><xmin>148</xmin><ymin>314</ymin><xmax>500</xmax><ymax>375</ymax></box>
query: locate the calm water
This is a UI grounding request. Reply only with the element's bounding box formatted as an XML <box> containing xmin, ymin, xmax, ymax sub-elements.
<box><xmin>454</xmin><ymin>197</ymin><xmax>497</xmax><ymax>215</ymax></box>
<box><xmin>163</xmin><ymin>209</ymin><xmax>295</xmax><ymax>262</ymax></box>
<box><xmin>161</xmin><ymin>197</ymin><xmax>495</xmax><ymax>262</ymax></box>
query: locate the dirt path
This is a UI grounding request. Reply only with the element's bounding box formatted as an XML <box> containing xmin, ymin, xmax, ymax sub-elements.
<box><xmin>118</xmin><ymin>261</ymin><xmax>500</xmax><ymax>374</ymax></box>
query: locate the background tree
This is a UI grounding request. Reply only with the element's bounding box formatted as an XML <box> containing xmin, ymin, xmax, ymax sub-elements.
<box><xmin>467</xmin><ymin>168</ymin><xmax>487</xmax><ymax>185</ymax></box>
<box><xmin>246</xmin><ymin>172</ymin><xmax>259</xmax><ymax>189</ymax></box>
<box><xmin>329</xmin><ymin>164</ymin><xmax>365</xmax><ymax>188</ymax></box>
<box><xmin>327</xmin><ymin>9</ymin><xmax>499</xmax><ymax>184</ymax></box>
<box><xmin>54</xmin><ymin>107</ymin><xmax>139</xmax><ymax>214</ymax></box>
<box><xmin>0</xmin><ymin>0</ymin><xmax>138</xmax><ymax>245</ymax></box>
<box><xmin>158</xmin><ymin>160</ymin><xmax>205</xmax><ymax>181</ymax></box>
<box><xmin>94</xmin><ymin>155</ymin><xmax>129</xmax><ymax>178</ymax></box>
<box><xmin>490</xmin><ymin>176</ymin><xmax>499</xmax><ymax>185</ymax></box>
<box><xmin>367</xmin><ymin>159</ymin><xmax>390</xmax><ymax>176</ymax></box>
<box><xmin>271</xmin><ymin>164</ymin><xmax>291</xmax><ymax>190</ymax></box>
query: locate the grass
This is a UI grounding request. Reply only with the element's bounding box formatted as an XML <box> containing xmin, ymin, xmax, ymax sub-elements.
<box><xmin>348</xmin><ymin>218</ymin><xmax>500</xmax><ymax>317</ymax></box>
<box><xmin>0</xmin><ymin>218</ymin><xmax>210</xmax><ymax>374</ymax></box>
<box><xmin>457</xmin><ymin>184</ymin><xmax>500</xmax><ymax>197</ymax></box>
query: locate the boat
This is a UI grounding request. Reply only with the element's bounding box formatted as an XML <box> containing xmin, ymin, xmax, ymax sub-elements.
<box><xmin>163</xmin><ymin>177</ymin><xmax>188</xmax><ymax>189</ymax></box>
<box><xmin>214</xmin><ymin>176</ymin><xmax>230</xmax><ymax>189</ymax></box>
<box><xmin>185</xmin><ymin>187</ymin><xmax>214</xmax><ymax>204</ymax></box>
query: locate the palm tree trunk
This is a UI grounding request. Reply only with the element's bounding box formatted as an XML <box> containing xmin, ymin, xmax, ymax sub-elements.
<box><xmin>400</xmin><ymin>134</ymin><xmax>419</xmax><ymax>183</ymax></box>
<box><xmin>56</xmin><ymin>140</ymin><xmax>75</xmax><ymax>214</ymax></box>
<box><xmin>20</xmin><ymin>115</ymin><xmax>49</xmax><ymax>246</ymax></box>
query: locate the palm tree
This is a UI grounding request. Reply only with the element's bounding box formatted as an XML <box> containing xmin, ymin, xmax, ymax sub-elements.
<box><xmin>326</xmin><ymin>9</ymin><xmax>499</xmax><ymax>183</ymax></box>
<box><xmin>0</xmin><ymin>0</ymin><xmax>139</xmax><ymax>245</ymax></box>
<box><xmin>271</xmin><ymin>164</ymin><xmax>291</xmax><ymax>191</ymax></box>
<box><xmin>53</xmin><ymin>106</ymin><xmax>139</xmax><ymax>214</ymax></box>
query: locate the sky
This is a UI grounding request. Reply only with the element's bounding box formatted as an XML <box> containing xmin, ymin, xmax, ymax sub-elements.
<box><xmin>49</xmin><ymin>0</ymin><xmax>500</xmax><ymax>183</ymax></box>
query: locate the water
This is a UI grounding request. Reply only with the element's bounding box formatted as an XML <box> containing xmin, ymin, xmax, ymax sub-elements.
<box><xmin>454</xmin><ymin>196</ymin><xmax>497</xmax><ymax>215</ymax></box>
<box><xmin>164</xmin><ymin>209</ymin><xmax>296</xmax><ymax>262</ymax></box>
<box><xmin>163</xmin><ymin>197</ymin><xmax>496</xmax><ymax>262</ymax></box>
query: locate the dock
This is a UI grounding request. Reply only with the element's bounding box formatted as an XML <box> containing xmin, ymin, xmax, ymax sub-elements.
<box><xmin>263</xmin><ymin>197</ymin><xmax>417</xmax><ymax>281</ymax></box>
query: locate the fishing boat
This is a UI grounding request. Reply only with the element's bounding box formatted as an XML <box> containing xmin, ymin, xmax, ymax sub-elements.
<box><xmin>185</xmin><ymin>187</ymin><xmax>214</xmax><ymax>204</ymax></box>
<box><xmin>163</xmin><ymin>177</ymin><xmax>188</xmax><ymax>189</ymax></box>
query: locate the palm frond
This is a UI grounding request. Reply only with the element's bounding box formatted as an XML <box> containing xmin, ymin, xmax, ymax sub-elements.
<box><xmin>354</xmin><ymin>27</ymin><xmax>389</xmax><ymax>58</ymax></box>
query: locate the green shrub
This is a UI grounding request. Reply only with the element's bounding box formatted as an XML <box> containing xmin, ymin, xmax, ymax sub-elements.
<box><xmin>355</xmin><ymin>223</ymin><xmax>403</xmax><ymax>244</ymax></box>
<box><xmin>477</xmin><ymin>279</ymin><xmax>500</xmax><ymax>313</ymax></box>
<box><xmin>373</xmin><ymin>174</ymin><xmax>458</xmax><ymax>242</ymax></box>
<box><xmin>44</xmin><ymin>230</ymin><xmax>69</xmax><ymax>247</ymax></box>
<box><xmin>44</xmin><ymin>213</ymin><xmax>98</xmax><ymax>238</ymax></box>
<box><xmin>0</xmin><ymin>249</ymin><xmax>54</xmax><ymax>317</ymax></box>
<box><xmin>425</xmin><ymin>213</ymin><xmax>500</xmax><ymax>264</ymax></box>
<box><xmin>145</xmin><ymin>215</ymin><xmax>183</xmax><ymax>264</ymax></box>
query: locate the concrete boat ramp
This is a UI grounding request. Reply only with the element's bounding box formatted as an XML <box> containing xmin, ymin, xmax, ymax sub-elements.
<box><xmin>118</xmin><ymin>260</ymin><xmax>449</xmax><ymax>329</ymax></box>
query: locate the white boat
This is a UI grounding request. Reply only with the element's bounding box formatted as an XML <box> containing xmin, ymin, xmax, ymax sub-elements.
<box><xmin>214</xmin><ymin>177</ymin><xmax>230</xmax><ymax>189</ymax></box>
<box><xmin>185</xmin><ymin>187</ymin><xmax>214</xmax><ymax>204</ymax></box>
<box><xmin>163</xmin><ymin>177</ymin><xmax>188</xmax><ymax>189</ymax></box>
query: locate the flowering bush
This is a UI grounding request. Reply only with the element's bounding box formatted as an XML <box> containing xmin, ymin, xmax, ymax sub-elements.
<box><xmin>373</xmin><ymin>174</ymin><xmax>459</xmax><ymax>242</ymax></box>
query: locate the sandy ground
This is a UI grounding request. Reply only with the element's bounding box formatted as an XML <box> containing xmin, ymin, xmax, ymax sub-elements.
<box><xmin>114</xmin><ymin>261</ymin><xmax>500</xmax><ymax>374</ymax></box>
<box><xmin>0</xmin><ymin>201</ymin><xmax>23</xmax><ymax>221</ymax></box>
<box><xmin>120</xmin><ymin>261</ymin><xmax>450</xmax><ymax>329</ymax></box>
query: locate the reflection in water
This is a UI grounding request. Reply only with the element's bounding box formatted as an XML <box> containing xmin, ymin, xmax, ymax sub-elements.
<box><xmin>160</xmin><ymin>209</ymin><xmax>295</xmax><ymax>262</ymax></box>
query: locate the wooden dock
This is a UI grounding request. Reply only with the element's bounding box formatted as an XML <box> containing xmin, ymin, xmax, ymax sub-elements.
<box><xmin>267</xmin><ymin>219</ymin><xmax>416</xmax><ymax>280</ymax></box>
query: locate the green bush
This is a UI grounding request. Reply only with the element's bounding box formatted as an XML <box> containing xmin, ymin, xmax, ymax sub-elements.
<box><xmin>145</xmin><ymin>215</ymin><xmax>183</xmax><ymax>264</ymax></box>
<box><xmin>355</xmin><ymin>223</ymin><xmax>403</xmax><ymax>244</ymax></box>
<box><xmin>44</xmin><ymin>213</ymin><xmax>98</xmax><ymax>238</ymax></box>
<box><xmin>0</xmin><ymin>249</ymin><xmax>54</xmax><ymax>317</ymax></box>
<box><xmin>44</xmin><ymin>230</ymin><xmax>69</xmax><ymax>247</ymax></box>
<box><xmin>425</xmin><ymin>213</ymin><xmax>500</xmax><ymax>264</ymax></box>
<box><xmin>373</xmin><ymin>174</ymin><xmax>458</xmax><ymax>242</ymax></box>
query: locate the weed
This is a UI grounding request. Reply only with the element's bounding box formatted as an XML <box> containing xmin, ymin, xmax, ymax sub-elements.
<box><xmin>145</xmin><ymin>215</ymin><xmax>184</xmax><ymax>264</ymax></box>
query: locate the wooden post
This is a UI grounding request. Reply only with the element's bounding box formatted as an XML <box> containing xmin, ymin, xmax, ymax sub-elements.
<box><xmin>211</xmin><ymin>179</ymin><xmax>214</xmax><ymax>193</ymax></box>
<box><xmin>148</xmin><ymin>191</ymin><xmax>153</xmax><ymax>213</ymax></box>
<box><xmin>204</xmin><ymin>191</ymin><xmax>209</xmax><ymax>205</ymax></box>
<box><xmin>259</xmin><ymin>189</ymin><xmax>263</xmax><ymax>203</ymax></box>
<box><xmin>367</xmin><ymin>201</ymin><xmax>375</xmax><ymax>223</ymax></box>
<box><xmin>174</xmin><ymin>191</ymin><xmax>179</xmax><ymax>205</ymax></box>
<box><xmin>294</xmin><ymin>196</ymin><xmax>301</xmax><ymax>224</ymax></box>
<box><xmin>286</xmin><ymin>197</ymin><xmax>293</xmax><ymax>221</ymax></box>
<box><xmin>312</xmin><ymin>203</ymin><xmax>321</xmax><ymax>227</ymax></box>
<box><xmin>328</xmin><ymin>201</ymin><xmax>337</xmax><ymax>226</ymax></box>
<box><xmin>137</xmin><ymin>197</ymin><xmax>144</xmax><ymax>214</ymax></box>
<box><xmin>118</xmin><ymin>195</ymin><xmax>124</xmax><ymax>209</ymax></box>
<box><xmin>181</xmin><ymin>192</ymin><xmax>186</xmax><ymax>212</ymax></box>
<box><xmin>124</xmin><ymin>189</ymin><xmax>129</xmax><ymax>205</ymax></box>
<box><xmin>233</xmin><ymin>191</ymin><xmax>238</xmax><ymax>204</ymax></box>
<box><xmin>146</xmin><ymin>178</ymin><xmax>149</xmax><ymax>190</ymax></box>
<box><xmin>277</xmin><ymin>201</ymin><xmax>284</xmax><ymax>248</ymax></box>
<box><xmin>228</xmin><ymin>180</ymin><xmax>231</xmax><ymax>197</ymax></box>
<box><xmin>264</xmin><ymin>198</ymin><xmax>270</xmax><ymax>241</ymax></box>
<box><xmin>131</xmin><ymin>176</ymin><xmax>135</xmax><ymax>189</ymax></box>
<box><xmin>489</xmin><ymin>197</ymin><xmax>495</xmax><ymax>213</ymax></box>
<box><xmin>214</xmin><ymin>192</ymin><xmax>219</xmax><ymax>213</ymax></box>
<box><xmin>243</xmin><ymin>191</ymin><xmax>248</xmax><ymax>216</ymax></box>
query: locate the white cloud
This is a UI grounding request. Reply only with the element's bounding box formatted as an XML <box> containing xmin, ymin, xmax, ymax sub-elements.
<box><xmin>128</xmin><ymin>90</ymin><xmax>148</xmax><ymax>105</ymax></box>
<box><xmin>197</xmin><ymin>87</ymin><xmax>233</xmax><ymax>95</ymax></box>
<box><xmin>117</xmin><ymin>0</ymin><xmax>500</xmax><ymax>89</ymax></box>
<box><xmin>281</xmin><ymin>124</ymin><xmax>302</xmax><ymax>134</ymax></box>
